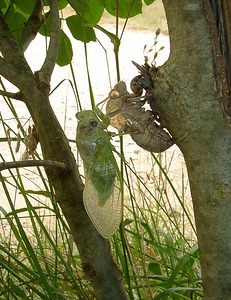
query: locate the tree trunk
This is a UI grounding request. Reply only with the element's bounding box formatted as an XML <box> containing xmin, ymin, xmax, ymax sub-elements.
<box><xmin>152</xmin><ymin>1</ymin><xmax>231</xmax><ymax>298</ymax></box>
<box><xmin>24</xmin><ymin>84</ymin><xmax>128</xmax><ymax>300</ymax></box>
<box><xmin>0</xmin><ymin>3</ymin><xmax>128</xmax><ymax>299</ymax></box>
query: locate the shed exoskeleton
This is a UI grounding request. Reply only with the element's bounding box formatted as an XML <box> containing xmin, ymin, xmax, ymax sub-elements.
<box><xmin>106</xmin><ymin>74</ymin><xmax>174</xmax><ymax>153</ymax></box>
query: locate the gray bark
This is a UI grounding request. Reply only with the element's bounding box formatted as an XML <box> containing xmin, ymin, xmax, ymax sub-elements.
<box><xmin>152</xmin><ymin>1</ymin><xmax>231</xmax><ymax>299</ymax></box>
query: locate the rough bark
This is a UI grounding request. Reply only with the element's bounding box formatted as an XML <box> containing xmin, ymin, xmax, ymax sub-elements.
<box><xmin>0</xmin><ymin>2</ymin><xmax>128</xmax><ymax>299</ymax></box>
<box><xmin>212</xmin><ymin>1</ymin><xmax>231</xmax><ymax>86</ymax></box>
<box><xmin>152</xmin><ymin>1</ymin><xmax>231</xmax><ymax>299</ymax></box>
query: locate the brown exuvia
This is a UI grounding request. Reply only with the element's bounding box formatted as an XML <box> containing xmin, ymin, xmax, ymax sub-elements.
<box><xmin>106</xmin><ymin>78</ymin><xmax>174</xmax><ymax>153</ymax></box>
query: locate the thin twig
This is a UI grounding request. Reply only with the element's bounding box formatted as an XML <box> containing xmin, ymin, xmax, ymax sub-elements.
<box><xmin>0</xmin><ymin>160</ymin><xmax>69</xmax><ymax>172</ymax></box>
<box><xmin>0</xmin><ymin>89</ymin><xmax>23</xmax><ymax>100</ymax></box>
<box><xmin>40</xmin><ymin>0</ymin><xmax>60</xmax><ymax>82</ymax></box>
<box><xmin>22</xmin><ymin>0</ymin><xmax>43</xmax><ymax>51</ymax></box>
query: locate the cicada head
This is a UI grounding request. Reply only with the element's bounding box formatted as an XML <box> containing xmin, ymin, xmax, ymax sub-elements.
<box><xmin>76</xmin><ymin>110</ymin><xmax>107</xmax><ymax>140</ymax></box>
<box><xmin>112</xmin><ymin>81</ymin><xmax>129</xmax><ymax>96</ymax></box>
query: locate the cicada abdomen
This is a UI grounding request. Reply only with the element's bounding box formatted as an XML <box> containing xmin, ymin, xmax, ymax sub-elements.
<box><xmin>83</xmin><ymin>168</ymin><xmax>122</xmax><ymax>238</ymax></box>
<box><xmin>130</xmin><ymin>113</ymin><xmax>174</xmax><ymax>152</ymax></box>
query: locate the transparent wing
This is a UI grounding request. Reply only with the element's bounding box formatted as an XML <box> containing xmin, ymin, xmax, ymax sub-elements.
<box><xmin>83</xmin><ymin>170</ymin><xmax>122</xmax><ymax>238</ymax></box>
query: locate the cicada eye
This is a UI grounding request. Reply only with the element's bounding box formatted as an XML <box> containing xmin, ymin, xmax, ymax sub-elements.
<box><xmin>89</xmin><ymin>120</ymin><xmax>98</xmax><ymax>127</ymax></box>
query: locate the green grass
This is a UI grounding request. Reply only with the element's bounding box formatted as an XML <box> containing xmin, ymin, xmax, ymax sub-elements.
<box><xmin>0</xmin><ymin>113</ymin><xmax>202</xmax><ymax>299</ymax></box>
<box><xmin>117</xmin><ymin>152</ymin><xmax>201</xmax><ymax>299</ymax></box>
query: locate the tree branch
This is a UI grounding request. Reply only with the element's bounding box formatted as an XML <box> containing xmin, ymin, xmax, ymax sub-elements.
<box><xmin>0</xmin><ymin>57</ymin><xmax>22</xmax><ymax>88</ymax></box>
<box><xmin>22</xmin><ymin>0</ymin><xmax>43</xmax><ymax>51</ymax></box>
<box><xmin>0</xmin><ymin>89</ymin><xmax>23</xmax><ymax>100</ymax></box>
<box><xmin>0</xmin><ymin>12</ymin><xmax>33</xmax><ymax>89</ymax></box>
<box><xmin>0</xmin><ymin>160</ymin><xmax>70</xmax><ymax>172</ymax></box>
<box><xmin>40</xmin><ymin>0</ymin><xmax>60</xmax><ymax>83</ymax></box>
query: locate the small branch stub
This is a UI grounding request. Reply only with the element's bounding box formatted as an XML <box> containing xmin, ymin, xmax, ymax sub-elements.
<box><xmin>0</xmin><ymin>89</ymin><xmax>23</xmax><ymax>100</ymax></box>
<box><xmin>0</xmin><ymin>160</ymin><xmax>70</xmax><ymax>172</ymax></box>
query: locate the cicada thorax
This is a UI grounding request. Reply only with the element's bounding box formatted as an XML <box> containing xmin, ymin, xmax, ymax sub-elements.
<box><xmin>85</xmin><ymin>140</ymin><xmax>117</xmax><ymax>205</ymax></box>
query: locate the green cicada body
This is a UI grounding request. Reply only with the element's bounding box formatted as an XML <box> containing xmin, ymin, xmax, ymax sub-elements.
<box><xmin>76</xmin><ymin>110</ymin><xmax>122</xmax><ymax>238</ymax></box>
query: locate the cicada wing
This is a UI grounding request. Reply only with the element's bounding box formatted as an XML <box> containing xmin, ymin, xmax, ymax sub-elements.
<box><xmin>83</xmin><ymin>173</ymin><xmax>122</xmax><ymax>238</ymax></box>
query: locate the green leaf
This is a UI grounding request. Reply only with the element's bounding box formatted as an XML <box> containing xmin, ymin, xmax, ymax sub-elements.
<box><xmin>140</xmin><ymin>221</ymin><xmax>155</xmax><ymax>239</ymax></box>
<box><xmin>5</xmin><ymin>6</ymin><xmax>26</xmax><ymax>45</ymax></box>
<box><xmin>23</xmin><ymin>190</ymin><xmax>52</xmax><ymax>198</ymax></box>
<box><xmin>43</xmin><ymin>0</ymin><xmax>68</xmax><ymax>8</ymax></box>
<box><xmin>105</xmin><ymin>0</ymin><xmax>142</xmax><ymax>19</ymax></box>
<box><xmin>143</xmin><ymin>0</ymin><xmax>155</xmax><ymax>5</ymax></box>
<box><xmin>5</xmin><ymin>206</ymin><xmax>51</xmax><ymax>217</ymax></box>
<box><xmin>39</xmin><ymin>3</ymin><xmax>66</xmax><ymax>37</ymax></box>
<box><xmin>39</xmin><ymin>15</ymin><xmax>51</xmax><ymax>36</ymax></box>
<box><xmin>14</xmin><ymin>0</ymin><xmax>36</xmax><ymax>14</ymax></box>
<box><xmin>66</xmin><ymin>15</ymin><xmax>96</xmax><ymax>43</ymax></box>
<box><xmin>0</xmin><ymin>206</ymin><xmax>7</xmax><ymax>216</ymax></box>
<box><xmin>57</xmin><ymin>30</ymin><xmax>73</xmax><ymax>66</ymax></box>
<box><xmin>166</xmin><ymin>244</ymin><xmax>199</xmax><ymax>288</ymax></box>
<box><xmin>58</xmin><ymin>0</ymin><xmax>68</xmax><ymax>9</ymax></box>
<box><xmin>68</xmin><ymin>0</ymin><xmax>104</xmax><ymax>24</ymax></box>
<box><xmin>148</xmin><ymin>262</ymin><xmax>162</xmax><ymax>275</ymax></box>
<box><xmin>94</xmin><ymin>25</ymin><xmax>120</xmax><ymax>51</ymax></box>
<box><xmin>122</xmin><ymin>218</ymin><xmax>134</xmax><ymax>227</ymax></box>
<box><xmin>0</xmin><ymin>0</ymin><xmax>8</xmax><ymax>10</ymax></box>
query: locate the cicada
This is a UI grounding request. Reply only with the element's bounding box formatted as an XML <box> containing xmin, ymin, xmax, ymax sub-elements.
<box><xmin>76</xmin><ymin>110</ymin><xmax>122</xmax><ymax>238</ymax></box>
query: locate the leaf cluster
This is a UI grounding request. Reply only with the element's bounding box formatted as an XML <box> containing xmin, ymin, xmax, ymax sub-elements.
<box><xmin>0</xmin><ymin>0</ymin><xmax>155</xmax><ymax>66</ymax></box>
